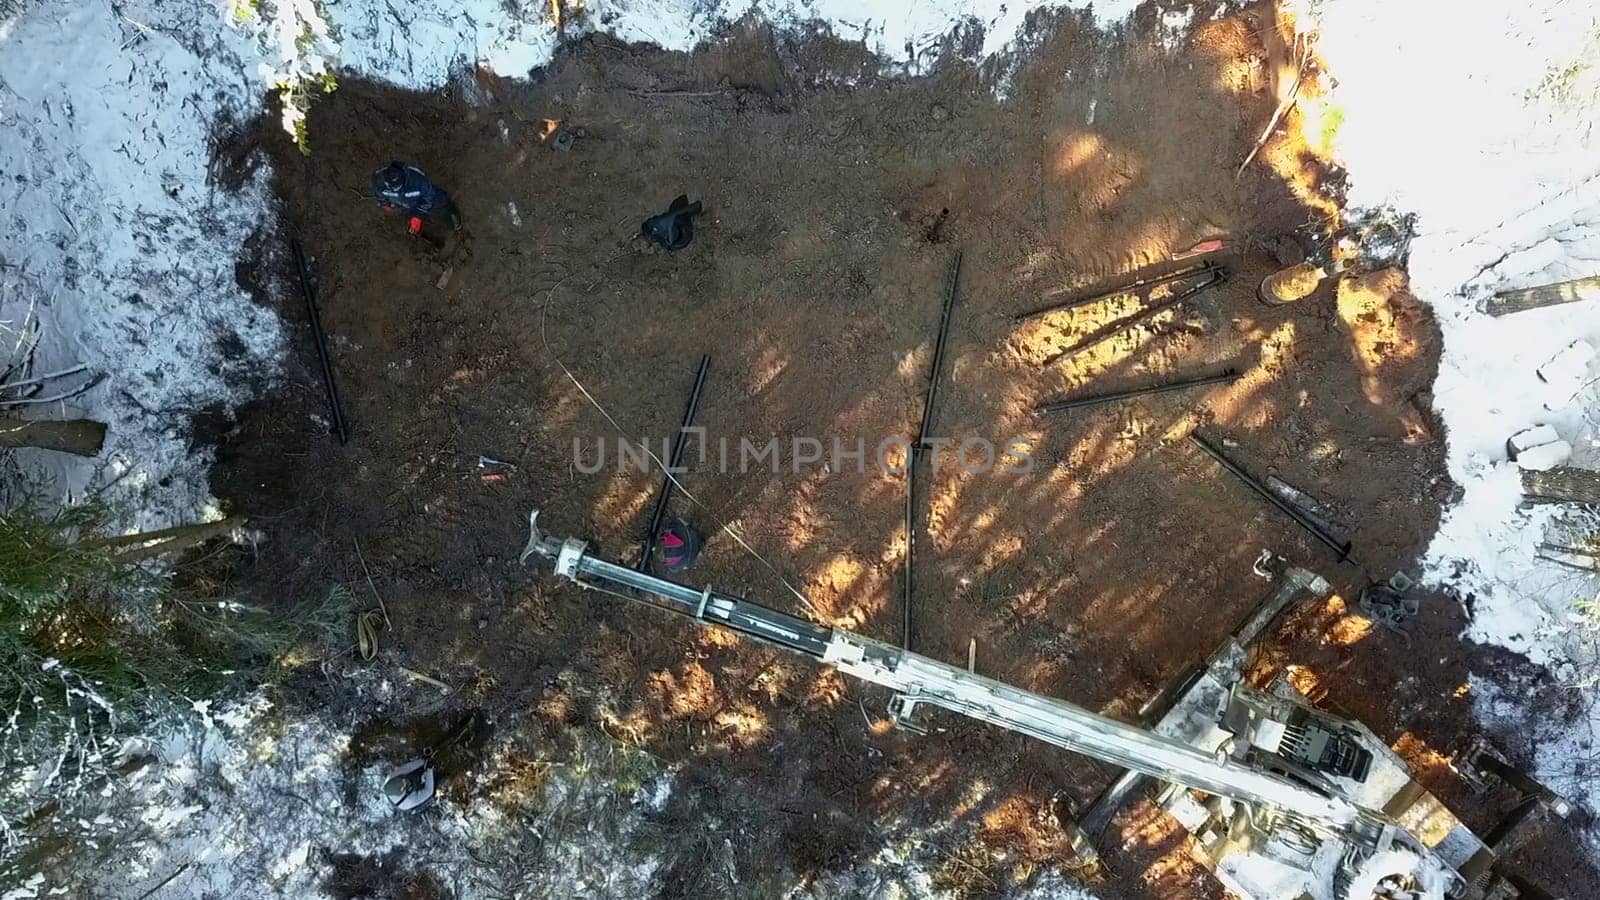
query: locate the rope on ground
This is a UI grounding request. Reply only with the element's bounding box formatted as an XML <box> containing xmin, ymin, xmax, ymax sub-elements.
<box><xmin>353</xmin><ymin>536</ymin><xmax>391</xmax><ymax>628</ymax></box>
<box><xmin>538</xmin><ymin>259</ymin><xmax>821</xmax><ymax>617</ymax></box>
<box><xmin>356</xmin><ymin>611</ymin><xmax>382</xmax><ymax>662</ymax></box>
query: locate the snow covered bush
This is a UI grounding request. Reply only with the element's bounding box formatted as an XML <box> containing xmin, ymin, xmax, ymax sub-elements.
<box><xmin>228</xmin><ymin>0</ymin><xmax>341</xmax><ymax>152</ymax></box>
<box><xmin>0</xmin><ymin>497</ymin><xmax>349</xmax><ymax>872</ymax></box>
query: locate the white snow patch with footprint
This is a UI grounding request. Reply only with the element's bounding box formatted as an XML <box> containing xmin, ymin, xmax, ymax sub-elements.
<box><xmin>0</xmin><ymin>1</ymin><xmax>285</xmax><ymax>526</ymax></box>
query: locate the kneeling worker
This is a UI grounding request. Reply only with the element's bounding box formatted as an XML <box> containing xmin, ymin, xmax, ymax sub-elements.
<box><xmin>371</xmin><ymin>161</ymin><xmax>462</xmax><ymax>235</ymax></box>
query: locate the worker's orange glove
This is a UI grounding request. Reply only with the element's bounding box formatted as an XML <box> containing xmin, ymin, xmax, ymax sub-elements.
<box><xmin>408</xmin><ymin>216</ymin><xmax>423</xmax><ymax>235</ymax></box>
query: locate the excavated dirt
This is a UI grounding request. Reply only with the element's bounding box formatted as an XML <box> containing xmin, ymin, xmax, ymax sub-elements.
<box><xmin>205</xmin><ymin>2</ymin><xmax>1597</xmax><ymax>896</ymax></box>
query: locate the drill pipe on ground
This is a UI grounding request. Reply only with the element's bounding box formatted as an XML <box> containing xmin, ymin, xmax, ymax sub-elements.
<box><xmin>1013</xmin><ymin>262</ymin><xmax>1217</xmax><ymax>324</ymax></box>
<box><xmin>291</xmin><ymin>239</ymin><xmax>350</xmax><ymax>445</ymax></box>
<box><xmin>637</xmin><ymin>355</ymin><xmax>711</xmax><ymax>572</ymax></box>
<box><xmin>1036</xmin><ymin>368</ymin><xmax>1241</xmax><ymax>414</ymax></box>
<box><xmin>1189</xmin><ymin>431</ymin><xmax>1352</xmax><ymax>561</ymax></box>
<box><xmin>1043</xmin><ymin>264</ymin><xmax>1228</xmax><ymax>366</ymax></box>
<box><xmin>906</xmin><ymin>251</ymin><xmax>963</xmax><ymax>650</ymax></box>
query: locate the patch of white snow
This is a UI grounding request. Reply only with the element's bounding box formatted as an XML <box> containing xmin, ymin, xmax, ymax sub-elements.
<box><xmin>0</xmin><ymin>0</ymin><xmax>286</xmax><ymax>527</ymax></box>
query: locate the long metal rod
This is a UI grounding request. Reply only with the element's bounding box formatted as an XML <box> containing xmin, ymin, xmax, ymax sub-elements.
<box><xmin>520</xmin><ymin>516</ymin><xmax>1368</xmax><ymax>830</ymax></box>
<box><xmin>637</xmin><ymin>355</ymin><xmax>710</xmax><ymax>571</ymax></box>
<box><xmin>1043</xmin><ymin>266</ymin><xmax>1226</xmax><ymax>366</ymax></box>
<box><xmin>903</xmin><ymin>446</ymin><xmax>921</xmax><ymax>650</ymax></box>
<box><xmin>905</xmin><ymin>252</ymin><xmax>962</xmax><ymax>651</ymax></box>
<box><xmin>290</xmin><ymin>239</ymin><xmax>350</xmax><ymax>445</ymax></box>
<box><xmin>1036</xmin><ymin>368</ymin><xmax>1241</xmax><ymax>414</ymax></box>
<box><xmin>1013</xmin><ymin>262</ymin><xmax>1215</xmax><ymax>324</ymax></box>
<box><xmin>917</xmin><ymin>252</ymin><xmax>963</xmax><ymax>448</ymax></box>
<box><xmin>1189</xmin><ymin>432</ymin><xmax>1352</xmax><ymax>561</ymax></box>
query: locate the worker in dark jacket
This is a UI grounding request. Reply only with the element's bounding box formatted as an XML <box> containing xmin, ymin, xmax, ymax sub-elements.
<box><xmin>371</xmin><ymin>161</ymin><xmax>461</xmax><ymax>234</ymax></box>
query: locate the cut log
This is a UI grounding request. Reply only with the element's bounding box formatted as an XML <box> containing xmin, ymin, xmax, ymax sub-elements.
<box><xmin>1482</xmin><ymin>275</ymin><xmax>1600</xmax><ymax>317</ymax></box>
<box><xmin>0</xmin><ymin>418</ymin><xmax>106</xmax><ymax>456</ymax></box>
<box><xmin>1522</xmin><ymin>466</ymin><xmax>1600</xmax><ymax>505</ymax></box>
<box><xmin>90</xmin><ymin>515</ymin><xmax>247</xmax><ymax>562</ymax></box>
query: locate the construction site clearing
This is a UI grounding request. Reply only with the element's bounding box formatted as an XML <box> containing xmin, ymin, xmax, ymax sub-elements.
<box><xmin>191</xmin><ymin>9</ymin><xmax>1600</xmax><ymax>900</ymax></box>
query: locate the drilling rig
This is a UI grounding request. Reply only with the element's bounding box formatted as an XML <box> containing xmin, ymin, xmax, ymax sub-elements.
<box><xmin>519</xmin><ymin>512</ymin><xmax>1558</xmax><ymax>899</ymax></box>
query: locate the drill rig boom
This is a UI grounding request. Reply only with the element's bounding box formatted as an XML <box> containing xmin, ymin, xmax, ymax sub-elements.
<box><xmin>520</xmin><ymin>514</ymin><xmax>1373</xmax><ymax>832</ymax></box>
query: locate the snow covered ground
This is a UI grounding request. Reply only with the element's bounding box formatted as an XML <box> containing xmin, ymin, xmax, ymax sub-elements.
<box><xmin>0</xmin><ymin>1</ymin><xmax>285</xmax><ymax>527</ymax></box>
<box><xmin>1290</xmin><ymin>0</ymin><xmax>1600</xmax><ymax>843</ymax></box>
<box><xmin>28</xmin><ymin>689</ymin><xmax>1093</xmax><ymax>898</ymax></box>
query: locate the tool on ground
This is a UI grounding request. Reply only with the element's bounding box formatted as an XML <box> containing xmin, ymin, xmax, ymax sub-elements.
<box><xmin>1189</xmin><ymin>432</ymin><xmax>1352</xmax><ymax>561</ymax></box>
<box><xmin>381</xmin><ymin>711</ymin><xmax>485</xmax><ymax>813</ymax></box>
<box><xmin>290</xmin><ymin>239</ymin><xmax>350</xmax><ymax>445</ymax></box>
<box><xmin>1358</xmin><ymin>575</ymin><xmax>1419</xmax><ymax>635</ymax></box>
<box><xmin>905</xmin><ymin>252</ymin><xmax>963</xmax><ymax>650</ymax></box>
<box><xmin>1170</xmin><ymin>237</ymin><xmax>1228</xmax><ymax>262</ymax></box>
<box><xmin>1037</xmin><ymin>263</ymin><xmax>1229</xmax><ymax>365</ymax></box>
<box><xmin>641</xmin><ymin>195</ymin><xmax>703</xmax><ymax>251</ymax></box>
<box><xmin>638</xmin><ymin>355</ymin><xmax>710</xmax><ymax>572</ymax></box>
<box><xmin>1036</xmin><ymin>367</ymin><xmax>1240</xmax><ymax>414</ymax></box>
<box><xmin>519</xmin><ymin>511</ymin><xmax>1552</xmax><ymax>899</ymax></box>
<box><xmin>1014</xmin><ymin>261</ymin><xmax>1224</xmax><ymax>324</ymax></box>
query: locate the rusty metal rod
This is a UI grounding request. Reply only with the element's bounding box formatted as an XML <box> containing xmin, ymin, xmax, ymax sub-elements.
<box><xmin>1013</xmin><ymin>262</ymin><xmax>1216</xmax><ymax>324</ymax></box>
<box><xmin>1189</xmin><ymin>431</ymin><xmax>1351</xmax><ymax>561</ymax></box>
<box><xmin>1037</xmin><ymin>368</ymin><xmax>1241</xmax><ymax>414</ymax></box>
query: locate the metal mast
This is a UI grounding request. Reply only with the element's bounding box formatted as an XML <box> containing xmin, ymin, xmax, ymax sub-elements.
<box><xmin>519</xmin><ymin>513</ymin><xmax>1374</xmax><ymax>833</ymax></box>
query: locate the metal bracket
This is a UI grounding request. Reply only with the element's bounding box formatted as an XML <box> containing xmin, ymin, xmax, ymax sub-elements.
<box><xmin>554</xmin><ymin>539</ymin><xmax>586</xmax><ymax>578</ymax></box>
<box><xmin>520</xmin><ymin>509</ymin><xmax>590</xmax><ymax>577</ymax></box>
<box><xmin>518</xmin><ymin>510</ymin><xmax>545</xmax><ymax>566</ymax></box>
<box><xmin>887</xmin><ymin>693</ymin><xmax>929</xmax><ymax>735</ymax></box>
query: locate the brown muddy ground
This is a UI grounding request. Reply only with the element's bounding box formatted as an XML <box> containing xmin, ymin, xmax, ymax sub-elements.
<box><xmin>205</xmin><ymin>1</ymin><xmax>1595</xmax><ymax>896</ymax></box>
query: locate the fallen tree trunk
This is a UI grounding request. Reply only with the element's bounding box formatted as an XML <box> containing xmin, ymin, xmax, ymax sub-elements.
<box><xmin>0</xmin><ymin>418</ymin><xmax>106</xmax><ymax>456</ymax></box>
<box><xmin>1482</xmin><ymin>275</ymin><xmax>1600</xmax><ymax>317</ymax></box>
<box><xmin>90</xmin><ymin>515</ymin><xmax>247</xmax><ymax>562</ymax></box>
<box><xmin>1522</xmin><ymin>466</ymin><xmax>1600</xmax><ymax>505</ymax></box>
